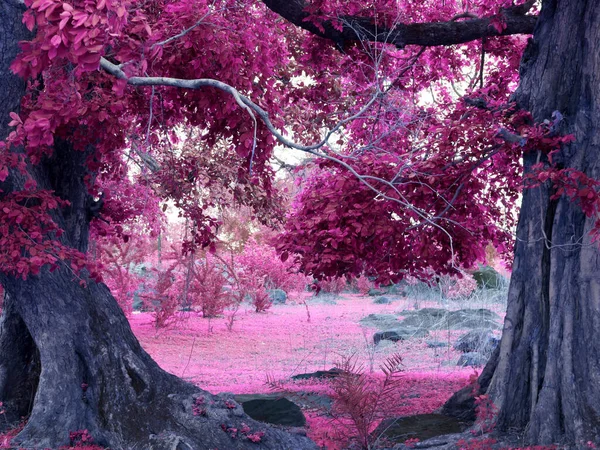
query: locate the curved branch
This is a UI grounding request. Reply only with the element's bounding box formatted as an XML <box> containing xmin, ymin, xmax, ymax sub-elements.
<box><xmin>100</xmin><ymin>57</ymin><xmax>380</xmax><ymax>153</ymax></box>
<box><xmin>99</xmin><ymin>58</ymin><xmax>472</xmax><ymax>265</ymax></box>
<box><xmin>261</xmin><ymin>0</ymin><xmax>537</xmax><ymax>48</ymax></box>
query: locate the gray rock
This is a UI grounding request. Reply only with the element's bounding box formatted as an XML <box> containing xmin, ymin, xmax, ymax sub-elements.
<box><xmin>472</xmin><ymin>265</ymin><xmax>503</xmax><ymax>289</ymax></box>
<box><xmin>457</xmin><ymin>352</ymin><xmax>487</xmax><ymax>367</ymax></box>
<box><xmin>454</xmin><ymin>329</ymin><xmax>500</xmax><ymax>355</ymax></box>
<box><xmin>371</xmin><ymin>414</ymin><xmax>469</xmax><ymax>446</ymax></box>
<box><xmin>374</xmin><ymin>327</ymin><xmax>429</xmax><ymax>345</ymax></box>
<box><xmin>368</xmin><ymin>288</ymin><xmax>387</xmax><ymax>296</ymax></box>
<box><xmin>235</xmin><ymin>395</ymin><xmax>306</xmax><ymax>427</ymax></box>
<box><xmin>374</xmin><ymin>296</ymin><xmax>392</xmax><ymax>304</ymax></box>
<box><xmin>360</xmin><ymin>313</ymin><xmax>401</xmax><ymax>330</ymax></box>
<box><xmin>291</xmin><ymin>368</ymin><xmax>345</xmax><ymax>380</ymax></box>
<box><xmin>426</xmin><ymin>340</ymin><xmax>449</xmax><ymax>348</ymax></box>
<box><xmin>399</xmin><ymin>308</ymin><xmax>449</xmax><ymax>329</ymax></box>
<box><xmin>268</xmin><ymin>289</ymin><xmax>287</xmax><ymax>304</ymax></box>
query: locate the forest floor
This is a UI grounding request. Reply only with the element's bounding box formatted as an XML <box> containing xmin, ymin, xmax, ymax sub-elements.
<box><xmin>131</xmin><ymin>291</ymin><xmax>507</xmax><ymax>449</ymax></box>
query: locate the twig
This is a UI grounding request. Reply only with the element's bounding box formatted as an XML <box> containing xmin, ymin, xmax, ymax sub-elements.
<box><xmin>181</xmin><ymin>336</ymin><xmax>196</xmax><ymax>378</ymax></box>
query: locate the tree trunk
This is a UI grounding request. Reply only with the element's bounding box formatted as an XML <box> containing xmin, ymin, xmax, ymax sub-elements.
<box><xmin>445</xmin><ymin>1</ymin><xmax>600</xmax><ymax>445</ymax></box>
<box><xmin>0</xmin><ymin>5</ymin><xmax>315</xmax><ymax>450</ymax></box>
<box><xmin>0</xmin><ymin>269</ymin><xmax>316</xmax><ymax>449</ymax></box>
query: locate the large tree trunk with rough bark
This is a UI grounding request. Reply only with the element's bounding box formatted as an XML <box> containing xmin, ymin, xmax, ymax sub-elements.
<box><xmin>444</xmin><ymin>1</ymin><xmax>600</xmax><ymax>445</ymax></box>
<box><xmin>0</xmin><ymin>3</ymin><xmax>315</xmax><ymax>449</ymax></box>
<box><xmin>0</xmin><ymin>270</ymin><xmax>317</xmax><ymax>449</ymax></box>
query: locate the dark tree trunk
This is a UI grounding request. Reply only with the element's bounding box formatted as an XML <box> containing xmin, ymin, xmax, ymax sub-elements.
<box><xmin>445</xmin><ymin>1</ymin><xmax>600</xmax><ymax>445</ymax></box>
<box><xmin>0</xmin><ymin>270</ymin><xmax>316</xmax><ymax>449</ymax></box>
<box><xmin>0</xmin><ymin>4</ymin><xmax>315</xmax><ymax>450</ymax></box>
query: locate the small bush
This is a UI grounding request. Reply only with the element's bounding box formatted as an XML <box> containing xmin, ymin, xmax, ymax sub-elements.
<box><xmin>329</xmin><ymin>353</ymin><xmax>404</xmax><ymax>449</ymax></box>
<box><xmin>316</xmin><ymin>277</ymin><xmax>346</xmax><ymax>295</ymax></box>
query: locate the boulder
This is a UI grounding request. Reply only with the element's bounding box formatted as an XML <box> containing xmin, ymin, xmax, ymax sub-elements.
<box><xmin>371</xmin><ymin>414</ymin><xmax>468</xmax><ymax>445</ymax></box>
<box><xmin>399</xmin><ymin>308</ymin><xmax>500</xmax><ymax>330</ymax></box>
<box><xmin>284</xmin><ymin>392</ymin><xmax>333</xmax><ymax>412</ymax></box>
<box><xmin>454</xmin><ymin>329</ymin><xmax>499</xmax><ymax>355</ymax></box>
<box><xmin>359</xmin><ymin>313</ymin><xmax>401</xmax><ymax>330</ymax></box>
<box><xmin>399</xmin><ymin>308</ymin><xmax>449</xmax><ymax>329</ymax></box>
<box><xmin>268</xmin><ymin>289</ymin><xmax>287</xmax><ymax>305</ymax></box>
<box><xmin>234</xmin><ymin>394</ymin><xmax>306</xmax><ymax>427</ymax></box>
<box><xmin>374</xmin><ymin>327</ymin><xmax>429</xmax><ymax>345</ymax></box>
<box><xmin>291</xmin><ymin>368</ymin><xmax>345</xmax><ymax>380</ymax></box>
<box><xmin>457</xmin><ymin>352</ymin><xmax>487</xmax><ymax>367</ymax></box>
<box><xmin>374</xmin><ymin>296</ymin><xmax>392</xmax><ymax>304</ymax></box>
<box><xmin>445</xmin><ymin>309</ymin><xmax>501</xmax><ymax>330</ymax></box>
<box><xmin>472</xmin><ymin>265</ymin><xmax>503</xmax><ymax>289</ymax></box>
<box><xmin>367</xmin><ymin>288</ymin><xmax>387</xmax><ymax>296</ymax></box>
<box><xmin>426</xmin><ymin>340</ymin><xmax>449</xmax><ymax>348</ymax></box>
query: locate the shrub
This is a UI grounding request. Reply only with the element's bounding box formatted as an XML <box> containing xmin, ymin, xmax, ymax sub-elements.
<box><xmin>329</xmin><ymin>353</ymin><xmax>404</xmax><ymax>449</ymax></box>
<box><xmin>98</xmin><ymin>241</ymin><xmax>147</xmax><ymax>315</ymax></box>
<box><xmin>235</xmin><ymin>239</ymin><xmax>308</xmax><ymax>293</ymax></box>
<box><xmin>240</xmin><ymin>274</ymin><xmax>273</xmax><ymax>313</ymax></box>
<box><xmin>142</xmin><ymin>267</ymin><xmax>180</xmax><ymax>328</ymax></box>
<box><xmin>353</xmin><ymin>276</ymin><xmax>375</xmax><ymax>295</ymax></box>
<box><xmin>316</xmin><ymin>277</ymin><xmax>346</xmax><ymax>295</ymax></box>
<box><xmin>440</xmin><ymin>272</ymin><xmax>478</xmax><ymax>299</ymax></box>
<box><xmin>187</xmin><ymin>254</ymin><xmax>233</xmax><ymax>318</ymax></box>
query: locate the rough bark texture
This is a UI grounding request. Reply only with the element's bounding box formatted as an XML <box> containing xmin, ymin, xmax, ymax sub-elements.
<box><xmin>445</xmin><ymin>1</ymin><xmax>600</xmax><ymax>446</ymax></box>
<box><xmin>0</xmin><ymin>270</ymin><xmax>317</xmax><ymax>449</ymax></box>
<box><xmin>0</xmin><ymin>5</ymin><xmax>316</xmax><ymax>450</ymax></box>
<box><xmin>262</xmin><ymin>0</ymin><xmax>537</xmax><ymax>49</ymax></box>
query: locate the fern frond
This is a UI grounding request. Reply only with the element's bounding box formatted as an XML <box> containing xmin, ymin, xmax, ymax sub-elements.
<box><xmin>380</xmin><ymin>352</ymin><xmax>403</xmax><ymax>378</ymax></box>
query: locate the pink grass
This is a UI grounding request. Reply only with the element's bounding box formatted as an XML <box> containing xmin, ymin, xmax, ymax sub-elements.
<box><xmin>129</xmin><ymin>293</ymin><xmax>487</xmax><ymax>448</ymax></box>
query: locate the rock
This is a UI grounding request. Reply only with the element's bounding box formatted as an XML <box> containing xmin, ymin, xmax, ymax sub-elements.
<box><xmin>457</xmin><ymin>352</ymin><xmax>487</xmax><ymax>367</ymax></box>
<box><xmin>235</xmin><ymin>395</ymin><xmax>306</xmax><ymax>427</ymax></box>
<box><xmin>360</xmin><ymin>313</ymin><xmax>401</xmax><ymax>330</ymax></box>
<box><xmin>454</xmin><ymin>329</ymin><xmax>499</xmax><ymax>355</ymax></box>
<box><xmin>371</xmin><ymin>414</ymin><xmax>469</xmax><ymax>445</ymax></box>
<box><xmin>374</xmin><ymin>327</ymin><xmax>429</xmax><ymax>345</ymax></box>
<box><xmin>426</xmin><ymin>340</ymin><xmax>449</xmax><ymax>348</ymax></box>
<box><xmin>268</xmin><ymin>289</ymin><xmax>287</xmax><ymax>304</ymax></box>
<box><xmin>368</xmin><ymin>288</ymin><xmax>387</xmax><ymax>296</ymax></box>
<box><xmin>291</xmin><ymin>368</ymin><xmax>345</xmax><ymax>380</ymax></box>
<box><xmin>472</xmin><ymin>265</ymin><xmax>503</xmax><ymax>289</ymax></box>
<box><xmin>374</xmin><ymin>296</ymin><xmax>392</xmax><ymax>304</ymax></box>
<box><xmin>386</xmin><ymin>284</ymin><xmax>405</xmax><ymax>295</ymax></box>
<box><xmin>400</xmin><ymin>308</ymin><xmax>501</xmax><ymax>330</ymax></box>
<box><xmin>132</xmin><ymin>291</ymin><xmax>144</xmax><ymax>311</ymax></box>
<box><xmin>399</xmin><ymin>308</ymin><xmax>449</xmax><ymax>329</ymax></box>
<box><xmin>445</xmin><ymin>309</ymin><xmax>501</xmax><ymax>330</ymax></box>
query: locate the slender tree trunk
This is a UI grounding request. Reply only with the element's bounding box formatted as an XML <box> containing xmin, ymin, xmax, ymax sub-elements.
<box><xmin>0</xmin><ymin>5</ymin><xmax>315</xmax><ymax>450</ymax></box>
<box><xmin>445</xmin><ymin>1</ymin><xmax>600</xmax><ymax>445</ymax></box>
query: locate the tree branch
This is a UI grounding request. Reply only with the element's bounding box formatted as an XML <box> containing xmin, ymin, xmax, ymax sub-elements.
<box><xmin>100</xmin><ymin>57</ymin><xmax>380</xmax><ymax>154</ymax></box>
<box><xmin>261</xmin><ymin>0</ymin><xmax>537</xmax><ymax>48</ymax></box>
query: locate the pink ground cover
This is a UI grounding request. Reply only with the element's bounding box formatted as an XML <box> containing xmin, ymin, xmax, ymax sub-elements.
<box><xmin>130</xmin><ymin>293</ymin><xmax>490</xmax><ymax>392</ymax></box>
<box><xmin>129</xmin><ymin>293</ymin><xmax>500</xmax><ymax>448</ymax></box>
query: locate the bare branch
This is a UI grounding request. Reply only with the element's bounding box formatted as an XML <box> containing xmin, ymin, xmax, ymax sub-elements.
<box><xmin>152</xmin><ymin>10</ymin><xmax>215</xmax><ymax>48</ymax></box>
<box><xmin>99</xmin><ymin>56</ymin><xmax>464</xmax><ymax>265</ymax></box>
<box><xmin>100</xmin><ymin>57</ymin><xmax>381</xmax><ymax>154</ymax></box>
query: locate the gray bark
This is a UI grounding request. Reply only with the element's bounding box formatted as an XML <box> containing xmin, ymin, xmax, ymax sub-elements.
<box><xmin>445</xmin><ymin>1</ymin><xmax>600</xmax><ymax>445</ymax></box>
